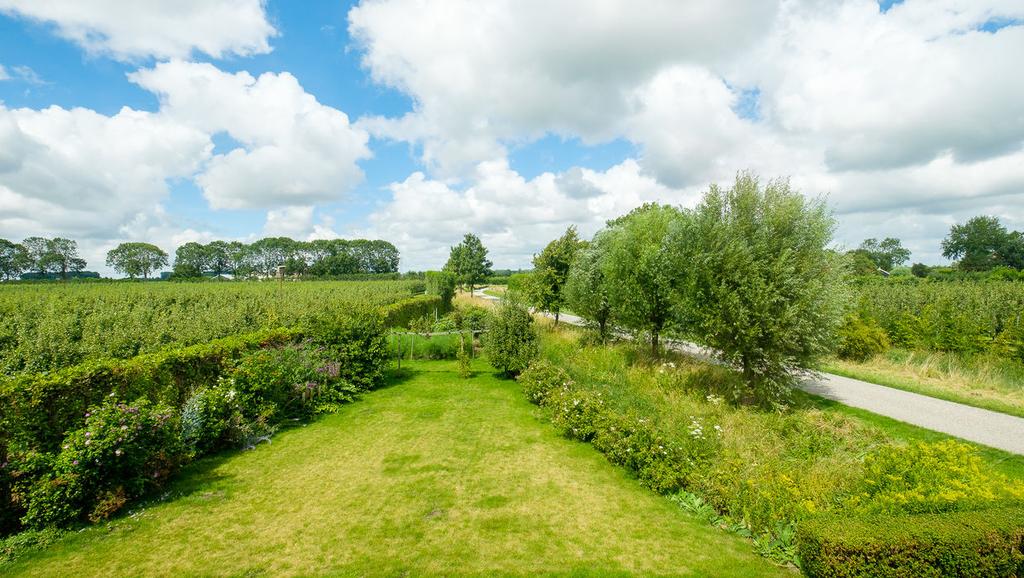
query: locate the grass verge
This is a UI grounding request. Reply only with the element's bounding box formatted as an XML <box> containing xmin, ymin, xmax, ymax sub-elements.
<box><xmin>822</xmin><ymin>349</ymin><xmax>1024</xmax><ymax>419</ymax></box>
<box><xmin>2</xmin><ymin>359</ymin><xmax>783</xmax><ymax>578</ymax></box>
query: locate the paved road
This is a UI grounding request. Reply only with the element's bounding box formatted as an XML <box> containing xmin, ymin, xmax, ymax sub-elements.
<box><xmin>476</xmin><ymin>290</ymin><xmax>1024</xmax><ymax>454</ymax></box>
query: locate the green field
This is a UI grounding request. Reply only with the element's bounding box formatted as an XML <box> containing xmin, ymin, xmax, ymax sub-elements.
<box><xmin>0</xmin><ymin>280</ymin><xmax>423</xmax><ymax>376</ymax></box>
<box><xmin>2</xmin><ymin>360</ymin><xmax>783</xmax><ymax>578</ymax></box>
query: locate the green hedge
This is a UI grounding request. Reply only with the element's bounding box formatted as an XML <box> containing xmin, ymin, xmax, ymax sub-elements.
<box><xmin>381</xmin><ymin>294</ymin><xmax>445</xmax><ymax>328</ymax></box>
<box><xmin>0</xmin><ymin>328</ymin><xmax>300</xmax><ymax>453</ymax></box>
<box><xmin>797</xmin><ymin>507</ymin><xmax>1024</xmax><ymax>577</ymax></box>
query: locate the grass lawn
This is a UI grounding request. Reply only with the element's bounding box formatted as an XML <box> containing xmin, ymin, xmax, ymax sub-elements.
<box><xmin>4</xmin><ymin>359</ymin><xmax>785</xmax><ymax>577</ymax></box>
<box><xmin>822</xmin><ymin>349</ymin><xmax>1024</xmax><ymax>419</ymax></box>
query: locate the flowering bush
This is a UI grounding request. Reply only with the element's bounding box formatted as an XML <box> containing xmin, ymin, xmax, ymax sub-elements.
<box><xmin>849</xmin><ymin>440</ymin><xmax>1024</xmax><ymax>515</ymax></box>
<box><xmin>229</xmin><ymin>344</ymin><xmax>358</xmax><ymax>428</ymax></box>
<box><xmin>546</xmin><ymin>387</ymin><xmax>606</xmax><ymax>442</ymax></box>
<box><xmin>593</xmin><ymin>412</ymin><xmax>719</xmax><ymax>494</ymax></box>
<box><xmin>180</xmin><ymin>385</ymin><xmax>246</xmax><ymax>455</ymax></box>
<box><xmin>20</xmin><ymin>398</ymin><xmax>181</xmax><ymax>529</ymax></box>
<box><xmin>517</xmin><ymin>360</ymin><xmax>572</xmax><ymax>405</ymax></box>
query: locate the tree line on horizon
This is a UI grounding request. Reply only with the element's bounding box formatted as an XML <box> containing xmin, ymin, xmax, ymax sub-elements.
<box><xmin>0</xmin><ymin>237</ymin><xmax>400</xmax><ymax>281</ymax></box>
<box><xmin>1</xmin><ymin>214</ymin><xmax>1020</xmax><ymax>283</ymax></box>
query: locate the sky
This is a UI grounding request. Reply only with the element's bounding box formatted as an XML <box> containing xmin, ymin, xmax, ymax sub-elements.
<box><xmin>0</xmin><ymin>0</ymin><xmax>1022</xmax><ymax>274</ymax></box>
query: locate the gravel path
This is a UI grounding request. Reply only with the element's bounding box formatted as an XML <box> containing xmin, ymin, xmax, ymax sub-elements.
<box><xmin>477</xmin><ymin>291</ymin><xmax>1024</xmax><ymax>454</ymax></box>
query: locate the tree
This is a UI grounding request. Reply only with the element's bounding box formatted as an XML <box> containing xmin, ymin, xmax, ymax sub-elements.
<box><xmin>910</xmin><ymin>263</ymin><xmax>931</xmax><ymax>278</ymax></box>
<box><xmin>225</xmin><ymin>241</ymin><xmax>252</xmax><ymax>278</ymax></box>
<box><xmin>601</xmin><ymin>203</ymin><xmax>684</xmax><ymax>355</ymax></box>
<box><xmin>564</xmin><ymin>237</ymin><xmax>612</xmax><ymax>340</ymax></box>
<box><xmin>45</xmin><ymin>238</ymin><xmax>86</xmax><ymax>280</ymax></box>
<box><xmin>941</xmin><ymin>216</ymin><xmax>1011</xmax><ymax>271</ymax></box>
<box><xmin>528</xmin><ymin>226</ymin><xmax>583</xmax><ymax>325</ymax></box>
<box><xmin>106</xmin><ymin>242</ymin><xmax>169</xmax><ymax>279</ymax></box>
<box><xmin>485</xmin><ymin>301</ymin><xmax>538</xmax><ymax>376</ymax></box>
<box><xmin>21</xmin><ymin>237</ymin><xmax>52</xmax><ymax>276</ymax></box>
<box><xmin>173</xmin><ymin>242</ymin><xmax>209</xmax><ymax>278</ymax></box>
<box><xmin>425</xmin><ymin>270</ymin><xmax>457</xmax><ymax>309</ymax></box>
<box><xmin>444</xmin><ymin>234</ymin><xmax>493</xmax><ymax>295</ymax></box>
<box><xmin>205</xmin><ymin>241</ymin><xmax>232</xmax><ymax>276</ymax></box>
<box><xmin>846</xmin><ymin>250</ymin><xmax>881</xmax><ymax>276</ymax></box>
<box><xmin>686</xmin><ymin>173</ymin><xmax>846</xmax><ymax>406</ymax></box>
<box><xmin>999</xmin><ymin>231</ymin><xmax>1024</xmax><ymax>270</ymax></box>
<box><xmin>858</xmin><ymin>237</ymin><xmax>911</xmax><ymax>272</ymax></box>
<box><xmin>0</xmin><ymin>239</ymin><xmax>30</xmax><ymax>280</ymax></box>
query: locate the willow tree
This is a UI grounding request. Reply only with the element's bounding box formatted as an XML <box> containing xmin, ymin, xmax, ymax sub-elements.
<box><xmin>681</xmin><ymin>173</ymin><xmax>846</xmax><ymax>406</ymax></box>
<box><xmin>564</xmin><ymin>236</ymin><xmax>612</xmax><ymax>341</ymax></box>
<box><xmin>601</xmin><ymin>203</ymin><xmax>685</xmax><ymax>355</ymax></box>
<box><xmin>528</xmin><ymin>226</ymin><xmax>583</xmax><ymax>324</ymax></box>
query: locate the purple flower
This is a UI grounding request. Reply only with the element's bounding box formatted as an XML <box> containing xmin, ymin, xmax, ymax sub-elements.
<box><xmin>72</xmin><ymin>460</ymin><xmax>79</xmax><ymax>466</ymax></box>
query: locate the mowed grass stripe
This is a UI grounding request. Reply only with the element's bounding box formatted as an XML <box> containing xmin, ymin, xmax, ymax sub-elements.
<box><xmin>5</xmin><ymin>360</ymin><xmax>784</xmax><ymax>577</ymax></box>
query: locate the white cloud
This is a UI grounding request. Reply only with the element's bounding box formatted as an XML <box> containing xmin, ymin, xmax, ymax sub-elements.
<box><xmin>349</xmin><ymin>0</ymin><xmax>778</xmax><ymax>178</ymax></box>
<box><xmin>0</xmin><ymin>0</ymin><xmax>276</xmax><ymax>61</ymax></box>
<box><xmin>361</xmin><ymin>158</ymin><xmax>690</xmax><ymax>270</ymax></box>
<box><xmin>349</xmin><ymin>0</ymin><xmax>1024</xmax><ymax>267</ymax></box>
<box><xmin>0</xmin><ymin>64</ymin><xmax>8</xmax><ymax>80</ymax></box>
<box><xmin>130</xmin><ymin>61</ymin><xmax>372</xmax><ymax>209</ymax></box>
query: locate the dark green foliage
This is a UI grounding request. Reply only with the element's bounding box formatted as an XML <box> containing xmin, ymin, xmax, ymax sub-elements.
<box><xmin>602</xmin><ymin>203</ymin><xmax>684</xmax><ymax>355</ymax></box>
<box><xmin>0</xmin><ymin>280</ymin><xmax>421</xmax><ymax>376</ymax></box>
<box><xmin>20</xmin><ymin>398</ymin><xmax>182</xmax><ymax>529</ymax></box>
<box><xmin>0</xmin><ymin>240</ymin><xmax>30</xmax><ymax>281</ymax></box>
<box><xmin>105</xmin><ymin>242</ymin><xmax>168</xmax><ymax>279</ymax></box>
<box><xmin>484</xmin><ymin>302</ymin><xmax>538</xmax><ymax>376</ymax></box>
<box><xmin>180</xmin><ymin>385</ymin><xmax>245</xmax><ymax>455</ymax></box>
<box><xmin>858</xmin><ymin>238</ymin><xmax>911</xmax><ymax>272</ymax></box>
<box><xmin>685</xmin><ymin>173</ymin><xmax>846</xmax><ymax>405</ymax></box>
<box><xmin>380</xmin><ymin>294</ymin><xmax>445</xmax><ymax>328</ymax></box>
<box><xmin>942</xmin><ymin>215</ymin><xmax>1023</xmax><ymax>272</ymax></box>
<box><xmin>852</xmin><ymin>279</ymin><xmax>1024</xmax><ymax>358</ymax></box>
<box><xmin>0</xmin><ymin>328</ymin><xmax>300</xmax><ymax>452</ymax></box>
<box><xmin>444</xmin><ymin>233</ymin><xmax>493</xmax><ymax>293</ymax></box>
<box><xmin>424</xmin><ymin>270</ymin><xmax>456</xmax><ymax>308</ymax></box>
<box><xmin>797</xmin><ymin>507</ymin><xmax>1024</xmax><ymax>578</ymax></box>
<box><xmin>836</xmin><ymin>315</ymin><xmax>890</xmax><ymax>361</ymax></box>
<box><xmin>564</xmin><ymin>239</ymin><xmax>613</xmax><ymax>340</ymax></box>
<box><xmin>527</xmin><ymin>226</ymin><xmax>583</xmax><ymax>323</ymax></box>
<box><xmin>302</xmin><ymin>310</ymin><xmax>388</xmax><ymax>392</ymax></box>
<box><xmin>911</xmin><ymin>262</ymin><xmax>931</xmax><ymax>278</ymax></box>
<box><xmin>517</xmin><ymin>360</ymin><xmax>571</xmax><ymax>405</ymax></box>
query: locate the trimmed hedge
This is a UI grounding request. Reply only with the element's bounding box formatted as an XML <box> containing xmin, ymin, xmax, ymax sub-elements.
<box><xmin>381</xmin><ymin>294</ymin><xmax>445</xmax><ymax>328</ymax></box>
<box><xmin>797</xmin><ymin>507</ymin><xmax>1024</xmax><ymax>577</ymax></box>
<box><xmin>0</xmin><ymin>328</ymin><xmax>300</xmax><ymax>453</ymax></box>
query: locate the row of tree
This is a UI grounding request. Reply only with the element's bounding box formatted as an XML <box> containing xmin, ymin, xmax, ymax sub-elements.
<box><xmin>167</xmin><ymin>238</ymin><xmax>400</xmax><ymax>279</ymax></box>
<box><xmin>0</xmin><ymin>237</ymin><xmax>87</xmax><ymax>280</ymax></box>
<box><xmin>521</xmin><ymin>173</ymin><xmax>844</xmax><ymax>406</ymax></box>
<box><xmin>845</xmin><ymin>216</ymin><xmax>1023</xmax><ymax>277</ymax></box>
<box><xmin>0</xmin><ymin>237</ymin><xmax>400</xmax><ymax>281</ymax></box>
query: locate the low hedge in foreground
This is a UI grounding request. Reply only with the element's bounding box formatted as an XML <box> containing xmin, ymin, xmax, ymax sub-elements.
<box><xmin>797</xmin><ymin>507</ymin><xmax>1024</xmax><ymax>577</ymax></box>
<box><xmin>0</xmin><ymin>328</ymin><xmax>300</xmax><ymax>453</ymax></box>
<box><xmin>0</xmin><ymin>309</ymin><xmax>391</xmax><ymax>535</ymax></box>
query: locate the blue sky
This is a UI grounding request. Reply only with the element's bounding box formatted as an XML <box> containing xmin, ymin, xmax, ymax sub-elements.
<box><xmin>0</xmin><ymin>0</ymin><xmax>1022</xmax><ymax>273</ymax></box>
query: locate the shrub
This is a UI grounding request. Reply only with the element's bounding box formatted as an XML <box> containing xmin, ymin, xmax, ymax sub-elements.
<box><xmin>591</xmin><ymin>412</ymin><xmax>702</xmax><ymax>494</ymax></box>
<box><xmin>0</xmin><ymin>327</ymin><xmax>300</xmax><ymax>453</ymax></box>
<box><xmin>303</xmin><ymin>309</ymin><xmax>388</xmax><ymax>391</ymax></box>
<box><xmin>484</xmin><ymin>302</ymin><xmax>538</xmax><ymax>376</ymax></box>
<box><xmin>546</xmin><ymin>387</ymin><xmax>607</xmax><ymax>442</ymax></box>
<box><xmin>20</xmin><ymin>398</ymin><xmax>182</xmax><ymax>529</ymax></box>
<box><xmin>836</xmin><ymin>315</ymin><xmax>890</xmax><ymax>361</ymax></box>
<box><xmin>517</xmin><ymin>360</ymin><xmax>572</xmax><ymax>405</ymax></box>
<box><xmin>797</xmin><ymin>507</ymin><xmax>1024</xmax><ymax>578</ymax></box>
<box><xmin>380</xmin><ymin>294</ymin><xmax>444</xmax><ymax>328</ymax></box>
<box><xmin>849</xmin><ymin>440</ymin><xmax>1024</xmax><ymax>515</ymax></box>
<box><xmin>180</xmin><ymin>385</ymin><xmax>246</xmax><ymax>455</ymax></box>
<box><xmin>424</xmin><ymin>271</ymin><xmax>456</xmax><ymax>309</ymax></box>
